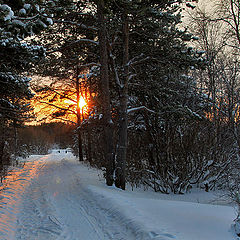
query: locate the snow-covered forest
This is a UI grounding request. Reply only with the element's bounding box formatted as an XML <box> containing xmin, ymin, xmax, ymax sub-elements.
<box><xmin>1</xmin><ymin>0</ymin><xmax>240</xmax><ymax>239</ymax></box>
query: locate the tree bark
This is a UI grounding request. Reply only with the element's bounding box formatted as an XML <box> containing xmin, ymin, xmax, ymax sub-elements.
<box><xmin>97</xmin><ymin>0</ymin><xmax>114</xmax><ymax>186</ymax></box>
<box><xmin>115</xmin><ymin>9</ymin><xmax>129</xmax><ymax>190</ymax></box>
<box><xmin>87</xmin><ymin>126</ymin><xmax>92</xmax><ymax>165</ymax></box>
<box><xmin>76</xmin><ymin>66</ymin><xmax>84</xmax><ymax>161</ymax></box>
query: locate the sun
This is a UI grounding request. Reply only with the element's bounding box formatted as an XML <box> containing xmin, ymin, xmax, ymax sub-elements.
<box><xmin>78</xmin><ymin>96</ymin><xmax>86</xmax><ymax>109</ymax></box>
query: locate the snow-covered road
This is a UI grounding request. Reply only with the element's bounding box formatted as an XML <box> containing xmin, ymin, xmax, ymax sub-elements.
<box><xmin>0</xmin><ymin>152</ymin><xmax>135</xmax><ymax>240</ymax></box>
<box><xmin>0</xmin><ymin>151</ymin><xmax>237</xmax><ymax>240</ymax></box>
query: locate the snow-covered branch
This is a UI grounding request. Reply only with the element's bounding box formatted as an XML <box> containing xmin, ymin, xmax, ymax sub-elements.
<box><xmin>127</xmin><ymin>54</ymin><xmax>150</xmax><ymax>67</ymax></box>
<box><xmin>78</xmin><ymin>62</ymin><xmax>100</xmax><ymax>68</ymax></box>
<box><xmin>109</xmin><ymin>53</ymin><xmax>123</xmax><ymax>88</ymax></box>
<box><xmin>67</xmin><ymin>39</ymin><xmax>99</xmax><ymax>46</ymax></box>
<box><xmin>127</xmin><ymin>53</ymin><xmax>144</xmax><ymax>66</ymax></box>
<box><xmin>128</xmin><ymin>74</ymin><xmax>137</xmax><ymax>81</ymax></box>
<box><xmin>127</xmin><ymin>106</ymin><xmax>156</xmax><ymax>114</ymax></box>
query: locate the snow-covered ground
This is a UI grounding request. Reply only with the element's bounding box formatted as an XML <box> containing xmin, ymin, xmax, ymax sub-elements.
<box><xmin>0</xmin><ymin>151</ymin><xmax>238</xmax><ymax>240</ymax></box>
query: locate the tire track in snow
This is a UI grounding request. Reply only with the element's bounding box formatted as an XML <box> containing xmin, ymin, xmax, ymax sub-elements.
<box><xmin>0</xmin><ymin>156</ymin><xmax>47</xmax><ymax>240</ymax></box>
<box><xmin>0</xmin><ymin>153</ymin><xmax>135</xmax><ymax>240</ymax></box>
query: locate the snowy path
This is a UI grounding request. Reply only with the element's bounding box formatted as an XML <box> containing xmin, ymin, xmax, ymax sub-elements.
<box><xmin>0</xmin><ymin>153</ymin><xmax>135</xmax><ymax>240</ymax></box>
<box><xmin>0</xmin><ymin>151</ymin><xmax>237</xmax><ymax>240</ymax></box>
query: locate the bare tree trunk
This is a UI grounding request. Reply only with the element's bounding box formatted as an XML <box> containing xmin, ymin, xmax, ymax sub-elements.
<box><xmin>0</xmin><ymin>139</ymin><xmax>4</xmax><ymax>171</ymax></box>
<box><xmin>13</xmin><ymin>119</ymin><xmax>18</xmax><ymax>165</ymax></box>
<box><xmin>87</xmin><ymin>126</ymin><xmax>92</xmax><ymax>165</ymax></box>
<box><xmin>0</xmin><ymin>119</ymin><xmax>6</xmax><ymax>172</ymax></box>
<box><xmin>97</xmin><ymin>0</ymin><xmax>114</xmax><ymax>186</ymax></box>
<box><xmin>76</xmin><ymin>66</ymin><xmax>84</xmax><ymax>161</ymax></box>
<box><xmin>115</xmin><ymin>9</ymin><xmax>129</xmax><ymax>190</ymax></box>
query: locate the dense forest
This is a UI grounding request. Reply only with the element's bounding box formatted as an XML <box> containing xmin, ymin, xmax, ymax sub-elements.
<box><xmin>1</xmin><ymin>0</ymin><xmax>240</xmax><ymax>210</ymax></box>
<box><xmin>18</xmin><ymin>123</ymin><xmax>75</xmax><ymax>155</ymax></box>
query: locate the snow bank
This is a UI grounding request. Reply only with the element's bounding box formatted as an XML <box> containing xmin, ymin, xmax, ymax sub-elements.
<box><xmin>86</xmin><ymin>185</ymin><xmax>237</xmax><ymax>240</ymax></box>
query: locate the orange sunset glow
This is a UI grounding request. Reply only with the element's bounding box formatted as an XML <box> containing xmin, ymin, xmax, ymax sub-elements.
<box><xmin>31</xmin><ymin>87</ymin><xmax>91</xmax><ymax>124</ymax></box>
<box><xmin>78</xmin><ymin>96</ymin><xmax>87</xmax><ymax>109</ymax></box>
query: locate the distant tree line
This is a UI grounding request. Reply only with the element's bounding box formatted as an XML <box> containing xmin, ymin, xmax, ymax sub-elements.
<box><xmin>18</xmin><ymin>122</ymin><xmax>75</xmax><ymax>155</ymax></box>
